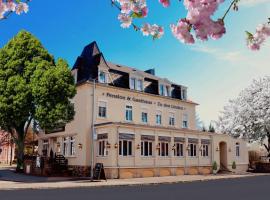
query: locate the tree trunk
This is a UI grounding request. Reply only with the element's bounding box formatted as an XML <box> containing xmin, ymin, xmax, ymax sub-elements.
<box><xmin>16</xmin><ymin>138</ymin><xmax>25</xmax><ymax>172</ymax></box>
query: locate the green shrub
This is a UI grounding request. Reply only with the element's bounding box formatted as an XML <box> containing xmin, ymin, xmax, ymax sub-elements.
<box><xmin>212</xmin><ymin>161</ymin><xmax>218</xmax><ymax>171</ymax></box>
<box><xmin>232</xmin><ymin>161</ymin><xmax>236</xmax><ymax>170</ymax></box>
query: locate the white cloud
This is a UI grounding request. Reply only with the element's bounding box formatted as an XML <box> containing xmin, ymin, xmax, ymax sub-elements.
<box><xmin>191</xmin><ymin>45</ymin><xmax>247</xmax><ymax>62</ymax></box>
<box><xmin>239</xmin><ymin>0</ymin><xmax>270</xmax><ymax>7</ymax></box>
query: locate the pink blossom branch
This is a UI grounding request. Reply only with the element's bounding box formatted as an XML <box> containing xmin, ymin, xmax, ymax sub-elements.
<box><xmin>0</xmin><ymin>0</ymin><xmax>31</xmax><ymax>21</ymax></box>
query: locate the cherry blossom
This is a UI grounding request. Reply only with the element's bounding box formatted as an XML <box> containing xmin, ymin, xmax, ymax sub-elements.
<box><xmin>159</xmin><ymin>0</ymin><xmax>170</xmax><ymax>8</ymax></box>
<box><xmin>0</xmin><ymin>0</ymin><xmax>29</xmax><ymax>20</ymax></box>
<box><xmin>141</xmin><ymin>23</ymin><xmax>164</xmax><ymax>39</ymax></box>
<box><xmin>246</xmin><ymin>23</ymin><xmax>270</xmax><ymax>51</ymax></box>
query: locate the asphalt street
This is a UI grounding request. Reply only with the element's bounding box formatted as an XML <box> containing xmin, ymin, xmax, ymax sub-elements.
<box><xmin>0</xmin><ymin>175</ymin><xmax>269</xmax><ymax>200</ymax></box>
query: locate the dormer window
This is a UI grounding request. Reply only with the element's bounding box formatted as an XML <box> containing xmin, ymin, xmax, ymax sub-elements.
<box><xmin>159</xmin><ymin>84</ymin><xmax>171</xmax><ymax>97</ymax></box>
<box><xmin>159</xmin><ymin>84</ymin><xmax>165</xmax><ymax>96</ymax></box>
<box><xmin>181</xmin><ymin>88</ymin><xmax>187</xmax><ymax>100</ymax></box>
<box><xmin>130</xmin><ymin>78</ymin><xmax>136</xmax><ymax>90</ymax></box>
<box><xmin>99</xmin><ymin>71</ymin><xmax>107</xmax><ymax>83</ymax></box>
<box><xmin>130</xmin><ymin>77</ymin><xmax>144</xmax><ymax>91</ymax></box>
<box><xmin>137</xmin><ymin>79</ymin><xmax>143</xmax><ymax>91</ymax></box>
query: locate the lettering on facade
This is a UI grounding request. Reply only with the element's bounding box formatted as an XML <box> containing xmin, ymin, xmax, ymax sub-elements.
<box><xmin>105</xmin><ymin>92</ymin><xmax>185</xmax><ymax>110</ymax></box>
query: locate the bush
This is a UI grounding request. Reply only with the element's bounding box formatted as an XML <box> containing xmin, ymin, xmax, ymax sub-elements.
<box><xmin>212</xmin><ymin>161</ymin><xmax>218</xmax><ymax>171</ymax></box>
<box><xmin>232</xmin><ymin>161</ymin><xmax>236</xmax><ymax>170</ymax></box>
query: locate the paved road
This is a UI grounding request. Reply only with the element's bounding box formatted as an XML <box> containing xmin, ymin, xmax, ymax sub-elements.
<box><xmin>0</xmin><ymin>175</ymin><xmax>269</xmax><ymax>200</ymax></box>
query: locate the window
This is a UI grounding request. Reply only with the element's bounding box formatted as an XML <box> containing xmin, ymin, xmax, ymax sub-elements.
<box><xmin>42</xmin><ymin>140</ymin><xmax>49</xmax><ymax>155</ymax></box>
<box><xmin>141</xmin><ymin>111</ymin><xmax>148</xmax><ymax>123</ymax></box>
<box><xmin>158</xmin><ymin>142</ymin><xmax>169</xmax><ymax>157</ymax></box>
<box><xmin>98</xmin><ymin>101</ymin><xmax>107</xmax><ymax>118</ymax></box>
<box><xmin>188</xmin><ymin>143</ymin><xmax>197</xmax><ymax>157</ymax></box>
<box><xmin>98</xmin><ymin>140</ymin><xmax>108</xmax><ymax>156</ymax></box>
<box><xmin>137</xmin><ymin>79</ymin><xmax>143</xmax><ymax>91</ymax></box>
<box><xmin>182</xmin><ymin>88</ymin><xmax>187</xmax><ymax>100</ymax></box>
<box><xmin>174</xmin><ymin>143</ymin><xmax>184</xmax><ymax>157</ymax></box>
<box><xmin>130</xmin><ymin>78</ymin><xmax>136</xmax><ymax>90</ymax></box>
<box><xmin>182</xmin><ymin>113</ymin><xmax>188</xmax><ymax>128</ymax></box>
<box><xmin>99</xmin><ymin>71</ymin><xmax>106</xmax><ymax>83</ymax></box>
<box><xmin>156</xmin><ymin>112</ymin><xmax>162</xmax><ymax>125</ymax></box>
<box><xmin>125</xmin><ymin>105</ymin><xmax>133</xmax><ymax>121</ymax></box>
<box><xmin>201</xmin><ymin>144</ymin><xmax>209</xmax><ymax>157</ymax></box>
<box><xmin>141</xmin><ymin>141</ymin><xmax>153</xmax><ymax>156</ymax></box>
<box><xmin>159</xmin><ymin>84</ymin><xmax>165</xmax><ymax>96</ymax></box>
<box><xmin>119</xmin><ymin>140</ymin><xmax>133</xmax><ymax>156</ymax></box>
<box><xmin>169</xmin><ymin>113</ymin><xmax>175</xmax><ymax>126</ymax></box>
<box><xmin>70</xmin><ymin>137</ymin><xmax>75</xmax><ymax>156</ymax></box>
<box><xmin>165</xmin><ymin>85</ymin><xmax>171</xmax><ymax>97</ymax></box>
<box><xmin>63</xmin><ymin>137</ymin><xmax>76</xmax><ymax>157</ymax></box>
<box><xmin>63</xmin><ymin>137</ymin><xmax>69</xmax><ymax>156</ymax></box>
<box><xmin>236</xmin><ymin>143</ymin><xmax>240</xmax><ymax>157</ymax></box>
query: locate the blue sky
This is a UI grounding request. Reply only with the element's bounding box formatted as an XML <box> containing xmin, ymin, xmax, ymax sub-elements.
<box><xmin>0</xmin><ymin>0</ymin><xmax>270</xmax><ymax>126</ymax></box>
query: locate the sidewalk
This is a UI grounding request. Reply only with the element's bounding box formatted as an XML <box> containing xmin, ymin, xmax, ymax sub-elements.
<box><xmin>0</xmin><ymin>167</ymin><xmax>269</xmax><ymax>190</ymax></box>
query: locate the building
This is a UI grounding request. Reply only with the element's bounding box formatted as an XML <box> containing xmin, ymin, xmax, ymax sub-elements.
<box><xmin>37</xmin><ymin>42</ymin><xmax>249</xmax><ymax>178</ymax></box>
<box><xmin>0</xmin><ymin>131</ymin><xmax>15</xmax><ymax>165</ymax></box>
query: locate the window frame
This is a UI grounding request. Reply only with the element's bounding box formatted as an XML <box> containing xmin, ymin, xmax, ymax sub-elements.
<box><xmin>125</xmin><ymin>105</ymin><xmax>133</xmax><ymax>122</ymax></box>
<box><xmin>182</xmin><ymin>113</ymin><xmax>188</xmax><ymax>128</ymax></box>
<box><xmin>174</xmin><ymin>142</ymin><xmax>184</xmax><ymax>157</ymax></box>
<box><xmin>156</xmin><ymin>112</ymin><xmax>162</xmax><ymax>125</ymax></box>
<box><xmin>141</xmin><ymin>140</ymin><xmax>153</xmax><ymax>157</ymax></box>
<box><xmin>98</xmin><ymin>139</ymin><xmax>108</xmax><ymax>157</ymax></box>
<box><xmin>98</xmin><ymin>101</ymin><xmax>107</xmax><ymax>118</ymax></box>
<box><xmin>201</xmin><ymin>144</ymin><xmax>209</xmax><ymax>157</ymax></box>
<box><xmin>98</xmin><ymin>71</ymin><xmax>107</xmax><ymax>83</ymax></box>
<box><xmin>236</xmin><ymin>143</ymin><xmax>240</xmax><ymax>157</ymax></box>
<box><xmin>158</xmin><ymin>142</ymin><xmax>169</xmax><ymax>157</ymax></box>
<box><xmin>188</xmin><ymin>143</ymin><xmax>197</xmax><ymax>157</ymax></box>
<box><xmin>169</xmin><ymin>112</ymin><xmax>175</xmax><ymax>126</ymax></box>
<box><xmin>119</xmin><ymin>139</ymin><xmax>133</xmax><ymax>156</ymax></box>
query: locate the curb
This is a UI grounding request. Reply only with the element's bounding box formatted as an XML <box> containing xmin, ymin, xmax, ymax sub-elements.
<box><xmin>0</xmin><ymin>173</ymin><xmax>269</xmax><ymax>191</ymax></box>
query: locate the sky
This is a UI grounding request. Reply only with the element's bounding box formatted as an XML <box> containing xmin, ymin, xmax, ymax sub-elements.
<box><xmin>0</xmin><ymin>0</ymin><xmax>270</xmax><ymax>126</ymax></box>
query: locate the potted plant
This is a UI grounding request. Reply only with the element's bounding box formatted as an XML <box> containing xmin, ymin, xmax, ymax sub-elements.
<box><xmin>212</xmin><ymin>161</ymin><xmax>218</xmax><ymax>175</ymax></box>
<box><xmin>232</xmin><ymin>161</ymin><xmax>237</xmax><ymax>173</ymax></box>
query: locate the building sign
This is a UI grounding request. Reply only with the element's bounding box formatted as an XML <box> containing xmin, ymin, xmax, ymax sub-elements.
<box><xmin>105</xmin><ymin>92</ymin><xmax>185</xmax><ymax>110</ymax></box>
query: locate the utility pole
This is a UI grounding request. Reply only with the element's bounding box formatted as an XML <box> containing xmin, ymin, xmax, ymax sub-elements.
<box><xmin>90</xmin><ymin>79</ymin><xmax>96</xmax><ymax>181</ymax></box>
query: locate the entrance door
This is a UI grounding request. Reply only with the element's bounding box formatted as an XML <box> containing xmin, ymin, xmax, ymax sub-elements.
<box><xmin>219</xmin><ymin>142</ymin><xmax>228</xmax><ymax>170</ymax></box>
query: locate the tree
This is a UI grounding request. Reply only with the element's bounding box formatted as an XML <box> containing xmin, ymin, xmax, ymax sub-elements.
<box><xmin>0</xmin><ymin>30</ymin><xmax>76</xmax><ymax>171</ymax></box>
<box><xmin>217</xmin><ymin>76</ymin><xmax>270</xmax><ymax>156</ymax></box>
<box><xmin>208</xmin><ymin>123</ymin><xmax>216</xmax><ymax>133</ymax></box>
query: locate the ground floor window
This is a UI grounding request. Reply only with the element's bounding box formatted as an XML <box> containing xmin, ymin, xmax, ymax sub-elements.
<box><xmin>158</xmin><ymin>142</ymin><xmax>169</xmax><ymax>157</ymax></box>
<box><xmin>141</xmin><ymin>140</ymin><xmax>153</xmax><ymax>156</ymax></box>
<box><xmin>174</xmin><ymin>143</ymin><xmax>183</xmax><ymax>157</ymax></box>
<box><xmin>98</xmin><ymin>140</ymin><xmax>108</xmax><ymax>156</ymax></box>
<box><xmin>119</xmin><ymin>140</ymin><xmax>132</xmax><ymax>156</ymax></box>
<box><xmin>236</xmin><ymin>143</ymin><xmax>240</xmax><ymax>157</ymax></box>
<box><xmin>63</xmin><ymin>136</ymin><xmax>76</xmax><ymax>157</ymax></box>
<box><xmin>42</xmin><ymin>140</ymin><xmax>49</xmax><ymax>156</ymax></box>
<box><xmin>201</xmin><ymin>144</ymin><xmax>209</xmax><ymax>157</ymax></box>
<box><xmin>188</xmin><ymin>143</ymin><xmax>197</xmax><ymax>157</ymax></box>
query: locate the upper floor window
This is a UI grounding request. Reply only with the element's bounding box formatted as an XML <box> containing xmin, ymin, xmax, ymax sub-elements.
<box><xmin>125</xmin><ymin>105</ymin><xmax>133</xmax><ymax>121</ymax></box>
<box><xmin>182</xmin><ymin>113</ymin><xmax>188</xmax><ymax>128</ymax></box>
<box><xmin>236</xmin><ymin>143</ymin><xmax>240</xmax><ymax>157</ymax></box>
<box><xmin>98</xmin><ymin>101</ymin><xmax>107</xmax><ymax>118</ymax></box>
<box><xmin>169</xmin><ymin>113</ymin><xmax>175</xmax><ymax>126</ymax></box>
<box><xmin>130</xmin><ymin>78</ymin><xmax>136</xmax><ymax>90</ymax></box>
<box><xmin>165</xmin><ymin>85</ymin><xmax>171</xmax><ymax>97</ymax></box>
<box><xmin>159</xmin><ymin>84</ymin><xmax>165</xmax><ymax>96</ymax></box>
<box><xmin>156</xmin><ymin>112</ymin><xmax>162</xmax><ymax>125</ymax></box>
<box><xmin>137</xmin><ymin>79</ymin><xmax>143</xmax><ymax>91</ymax></box>
<box><xmin>182</xmin><ymin>88</ymin><xmax>187</xmax><ymax>100</ymax></box>
<box><xmin>141</xmin><ymin>111</ymin><xmax>148</xmax><ymax>123</ymax></box>
<box><xmin>99</xmin><ymin>71</ymin><xmax>107</xmax><ymax>83</ymax></box>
